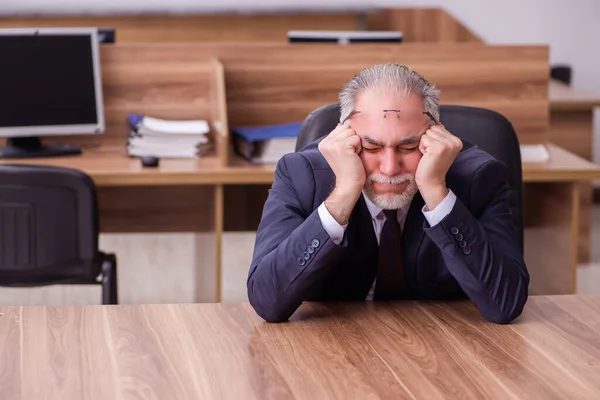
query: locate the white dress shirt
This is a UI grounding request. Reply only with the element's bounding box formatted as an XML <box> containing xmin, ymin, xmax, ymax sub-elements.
<box><xmin>317</xmin><ymin>189</ymin><xmax>457</xmax><ymax>299</ymax></box>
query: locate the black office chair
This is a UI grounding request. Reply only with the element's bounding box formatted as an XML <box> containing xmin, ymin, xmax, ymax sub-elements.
<box><xmin>295</xmin><ymin>104</ymin><xmax>524</xmax><ymax>255</ymax></box>
<box><xmin>0</xmin><ymin>165</ymin><xmax>118</xmax><ymax>304</ymax></box>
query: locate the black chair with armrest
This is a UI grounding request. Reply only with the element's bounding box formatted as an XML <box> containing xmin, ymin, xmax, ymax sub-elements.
<box><xmin>294</xmin><ymin>103</ymin><xmax>524</xmax><ymax>255</ymax></box>
<box><xmin>0</xmin><ymin>165</ymin><xmax>118</xmax><ymax>304</ymax></box>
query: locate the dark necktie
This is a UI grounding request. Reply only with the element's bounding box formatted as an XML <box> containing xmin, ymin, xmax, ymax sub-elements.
<box><xmin>374</xmin><ymin>209</ymin><xmax>406</xmax><ymax>300</ymax></box>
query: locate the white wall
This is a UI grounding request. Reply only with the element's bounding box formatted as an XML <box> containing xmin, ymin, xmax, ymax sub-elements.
<box><xmin>3</xmin><ymin>0</ymin><xmax>599</xmax><ymax>158</ymax></box>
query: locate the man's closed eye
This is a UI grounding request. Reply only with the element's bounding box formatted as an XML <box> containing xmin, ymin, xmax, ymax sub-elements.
<box><xmin>363</xmin><ymin>146</ymin><xmax>383</xmax><ymax>153</ymax></box>
<box><xmin>398</xmin><ymin>146</ymin><xmax>419</xmax><ymax>154</ymax></box>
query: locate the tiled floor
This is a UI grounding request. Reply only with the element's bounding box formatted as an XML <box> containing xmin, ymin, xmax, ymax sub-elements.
<box><xmin>2</xmin><ymin>207</ymin><xmax>600</xmax><ymax>305</ymax></box>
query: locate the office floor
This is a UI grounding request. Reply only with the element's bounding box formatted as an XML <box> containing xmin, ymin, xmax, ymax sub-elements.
<box><xmin>2</xmin><ymin>207</ymin><xmax>600</xmax><ymax>305</ymax></box>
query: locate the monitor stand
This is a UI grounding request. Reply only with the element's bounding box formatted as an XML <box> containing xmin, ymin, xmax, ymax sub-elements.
<box><xmin>0</xmin><ymin>137</ymin><xmax>81</xmax><ymax>159</ymax></box>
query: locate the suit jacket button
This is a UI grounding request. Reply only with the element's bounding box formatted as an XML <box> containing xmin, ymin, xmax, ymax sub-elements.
<box><xmin>455</xmin><ymin>233</ymin><xmax>463</xmax><ymax>241</ymax></box>
<box><xmin>311</xmin><ymin>239</ymin><xmax>320</xmax><ymax>248</ymax></box>
<box><xmin>297</xmin><ymin>257</ymin><xmax>306</xmax><ymax>266</ymax></box>
<box><xmin>303</xmin><ymin>251</ymin><xmax>310</xmax><ymax>260</ymax></box>
<box><xmin>463</xmin><ymin>247</ymin><xmax>472</xmax><ymax>255</ymax></box>
<box><xmin>459</xmin><ymin>240</ymin><xmax>467</xmax><ymax>248</ymax></box>
<box><xmin>307</xmin><ymin>246</ymin><xmax>315</xmax><ymax>254</ymax></box>
<box><xmin>451</xmin><ymin>227</ymin><xmax>459</xmax><ymax>235</ymax></box>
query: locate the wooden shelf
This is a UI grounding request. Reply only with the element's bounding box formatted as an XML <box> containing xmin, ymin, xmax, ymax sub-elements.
<box><xmin>522</xmin><ymin>143</ymin><xmax>600</xmax><ymax>182</ymax></box>
<box><xmin>550</xmin><ymin>80</ymin><xmax>600</xmax><ymax>111</ymax></box>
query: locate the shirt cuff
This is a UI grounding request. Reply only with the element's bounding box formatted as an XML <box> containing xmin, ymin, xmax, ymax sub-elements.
<box><xmin>318</xmin><ymin>202</ymin><xmax>348</xmax><ymax>245</ymax></box>
<box><xmin>422</xmin><ymin>189</ymin><xmax>457</xmax><ymax>227</ymax></box>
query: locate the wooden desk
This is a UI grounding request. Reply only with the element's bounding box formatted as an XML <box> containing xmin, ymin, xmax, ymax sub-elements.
<box><xmin>1</xmin><ymin>142</ymin><xmax>598</xmax><ymax>297</ymax></box>
<box><xmin>549</xmin><ymin>80</ymin><xmax>600</xmax><ymax>263</ymax></box>
<box><xmin>1</xmin><ymin>295</ymin><xmax>599</xmax><ymax>399</ymax></box>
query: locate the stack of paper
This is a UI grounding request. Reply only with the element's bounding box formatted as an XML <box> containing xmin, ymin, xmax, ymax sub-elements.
<box><xmin>127</xmin><ymin>114</ymin><xmax>212</xmax><ymax>158</ymax></box>
<box><xmin>520</xmin><ymin>144</ymin><xmax>550</xmax><ymax>163</ymax></box>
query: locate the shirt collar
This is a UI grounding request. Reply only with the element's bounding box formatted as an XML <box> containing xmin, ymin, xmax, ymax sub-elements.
<box><xmin>362</xmin><ymin>192</ymin><xmax>411</xmax><ymax>220</ymax></box>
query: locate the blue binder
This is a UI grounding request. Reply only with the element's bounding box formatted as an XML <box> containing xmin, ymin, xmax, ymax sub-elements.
<box><xmin>232</xmin><ymin>122</ymin><xmax>301</xmax><ymax>142</ymax></box>
<box><xmin>232</xmin><ymin>122</ymin><xmax>301</xmax><ymax>162</ymax></box>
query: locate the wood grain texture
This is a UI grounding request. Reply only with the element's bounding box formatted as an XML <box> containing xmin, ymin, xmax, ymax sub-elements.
<box><xmin>3</xmin><ymin>142</ymin><xmax>598</xmax><ymax>189</ymax></box>
<box><xmin>523</xmin><ymin>182</ymin><xmax>579</xmax><ymax>294</ymax></box>
<box><xmin>550</xmin><ymin>109</ymin><xmax>594</xmax><ymax>160</ymax></box>
<box><xmin>0</xmin><ymin>13</ymin><xmax>360</xmax><ymax>43</ymax></box>
<box><xmin>97</xmin><ymin>42</ymin><xmax>549</xmax><ymax>145</ymax></box>
<box><xmin>0</xmin><ymin>145</ymin><xmax>275</xmax><ymax>186</ymax></box>
<box><xmin>521</xmin><ymin>143</ymin><xmax>600</xmax><ymax>182</ymax></box>
<box><xmin>209</xmin><ymin>60</ymin><xmax>230</xmax><ymax>166</ymax></box>
<box><xmin>548</xmin><ymin>80</ymin><xmax>600</xmax><ymax>264</ymax></box>
<box><xmin>549</xmin><ymin>80</ymin><xmax>600</xmax><ymax>110</ymax></box>
<box><xmin>366</xmin><ymin>7</ymin><xmax>484</xmax><ymax>43</ymax></box>
<box><xmin>2</xmin><ymin>296</ymin><xmax>600</xmax><ymax>400</ymax></box>
<box><xmin>0</xmin><ymin>8</ymin><xmax>485</xmax><ymax>44</ymax></box>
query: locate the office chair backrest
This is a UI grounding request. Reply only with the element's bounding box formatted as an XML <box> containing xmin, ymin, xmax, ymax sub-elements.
<box><xmin>295</xmin><ymin>103</ymin><xmax>524</xmax><ymax>254</ymax></box>
<box><xmin>0</xmin><ymin>165</ymin><xmax>100</xmax><ymax>283</ymax></box>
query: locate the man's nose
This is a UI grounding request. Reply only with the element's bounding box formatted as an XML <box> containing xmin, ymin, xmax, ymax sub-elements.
<box><xmin>379</xmin><ymin>148</ymin><xmax>403</xmax><ymax>176</ymax></box>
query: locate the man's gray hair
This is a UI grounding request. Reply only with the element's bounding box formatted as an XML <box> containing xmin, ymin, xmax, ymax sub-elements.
<box><xmin>339</xmin><ymin>63</ymin><xmax>440</xmax><ymax>124</ymax></box>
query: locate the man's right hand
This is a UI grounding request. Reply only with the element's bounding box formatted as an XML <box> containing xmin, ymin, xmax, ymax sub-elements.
<box><xmin>318</xmin><ymin>123</ymin><xmax>366</xmax><ymax>225</ymax></box>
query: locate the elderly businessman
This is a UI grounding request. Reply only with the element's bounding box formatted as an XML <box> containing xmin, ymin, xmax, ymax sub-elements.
<box><xmin>247</xmin><ymin>63</ymin><xmax>529</xmax><ymax>323</ymax></box>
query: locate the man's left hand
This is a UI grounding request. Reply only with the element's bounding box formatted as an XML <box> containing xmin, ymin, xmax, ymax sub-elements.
<box><xmin>416</xmin><ymin>124</ymin><xmax>463</xmax><ymax>210</ymax></box>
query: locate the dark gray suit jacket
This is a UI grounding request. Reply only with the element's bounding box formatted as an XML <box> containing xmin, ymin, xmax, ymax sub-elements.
<box><xmin>247</xmin><ymin>139</ymin><xmax>529</xmax><ymax>323</ymax></box>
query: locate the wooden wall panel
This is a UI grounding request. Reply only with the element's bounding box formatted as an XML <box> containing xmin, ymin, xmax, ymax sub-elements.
<box><xmin>0</xmin><ymin>8</ymin><xmax>483</xmax><ymax>44</ymax></box>
<box><xmin>0</xmin><ymin>14</ymin><xmax>360</xmax><ymax>43</ymax></box>
<box><xmin>366</xmin><ymin>8</ymin><xmax>483</xmax><ymax>43</ymax></box>
<box><xmin>523</xmin><ymin>182</ymin><xmax>579</xmax><ymax>294</ymax></box>
<box><xmin>96</xmin><ymin>43</ymin><xmax>549</xmax><ymax>145</ymax></box>
<box><xmin>97</xmin><ymin>185</ymin><xmax>214</xmax><ymax>233</ymax></box>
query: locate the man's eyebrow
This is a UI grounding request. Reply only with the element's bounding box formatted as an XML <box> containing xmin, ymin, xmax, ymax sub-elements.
<box><xmin>360</xmin><ymin>134</ymin><xmax>422</xmax><ymax>147</ymax></box>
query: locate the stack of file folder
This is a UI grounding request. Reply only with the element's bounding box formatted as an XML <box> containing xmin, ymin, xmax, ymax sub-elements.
<box><xmin>127</xmin><ymin>114</ymin><xmax>212</xmax><ymax>158</ymax></box>
<box><xmin>232</xmin><ymin>122</ymin><xmax>300</xmax><ymax>164</ymax></box>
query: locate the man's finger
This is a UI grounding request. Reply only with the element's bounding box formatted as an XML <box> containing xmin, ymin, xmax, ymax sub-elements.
<box><xmin>429</xmin><ymin>125</ymin><xmax>461</xmax><ymax>145</ymax></box>
<box><xmin>325</xmin><ymin>124</ymin><xmax>355</xmax><ymax>143</ymax></box>
<box><xmin>419</xmin><ymin>133</ymin><xmax>435</xmax><ymax>153</ymax></box>
<box><xmin>332</xmin><ymin>126</ymin><xmax>357</xmax><ymax>141</ymax></box>
<box><xmin>345</xmin><ymin>134</ymin><xmax>362</xmax><ymax>154</ymax></box>
<box><xmin>424</xmin><ymin>128</ymin><xmax>457</xmax><ymax>149</ymax></box>
<box><xmin>424</xmin><ymin>128</ymin><xmax>452</xmax><ymax>145</ymax></box>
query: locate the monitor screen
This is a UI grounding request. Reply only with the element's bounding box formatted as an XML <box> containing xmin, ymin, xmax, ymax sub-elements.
<box><xmin>288</xmin><ymin>30</ymin><xmax>403</xmax><ymax>45</ymax></box>
<box><xmin>0</xmin><ymin>28</ymin><xmax>105</xmax><ymax>137</ymax></box>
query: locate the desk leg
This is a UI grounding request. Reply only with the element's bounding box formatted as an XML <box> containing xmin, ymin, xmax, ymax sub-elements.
<box><xmin>550</xmin><ymin>109</ymin><xmax>594</xmax><ymax>264</ymax></box>
<box><xmin>193</xmin><ymin>184</ymin><xmax>224</xmax><ymax>303</ymax></box>
<box><xmin>579</xmin><ymin>182</ymin><xmax>592</xmax><ymax>263</ymax></box>
<box><xmin>523</xmin><ymin>182</ymin><xmax>579</xmax><ymax>294</ymax></box>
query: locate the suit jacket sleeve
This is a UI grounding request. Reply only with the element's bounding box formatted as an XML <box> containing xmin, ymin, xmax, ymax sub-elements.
<box><xmin>247</xmin><ymin>153</ymin><xmax>344</xmax><ymax>322</ymax></box>
<box><xmin>424</xmin><ymin>159</ymin><xmax>530</xmax><ymax>323</ymax></box>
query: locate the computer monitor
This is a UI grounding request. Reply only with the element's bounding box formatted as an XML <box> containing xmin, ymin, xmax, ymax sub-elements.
<box><xmin>288</xmin><ymin>30</ymin><xmax>403</xmax><ymax>45</ymax></box>
<box><xmin>0</xmin><ymin>27</ymin><xmax>105</xmax><ymax>158</ymax></box>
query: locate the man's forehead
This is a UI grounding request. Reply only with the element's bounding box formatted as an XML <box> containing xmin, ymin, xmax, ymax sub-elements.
<box><xmin>347</xmin><ymin>109</ymin><xmax>431</xmax><ymax>127</ymax></box>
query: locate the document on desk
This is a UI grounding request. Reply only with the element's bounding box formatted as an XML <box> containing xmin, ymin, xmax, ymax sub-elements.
<box><xmin>520</xmin><ymin>144</ymin><xmax>550</xmax><ymax>163</ymax></box>
<box><xmin>127</xmin><ymin>114</ymin><xmax>212</xmax><ymax>158</ymax></box>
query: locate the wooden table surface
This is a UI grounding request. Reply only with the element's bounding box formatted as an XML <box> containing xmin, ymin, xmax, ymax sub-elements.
<box><xmin>550</xmin><ymin>80</ymin><xmax>600</xmax><ymax>110</ymax></box>
<box><xmin>1</xmin><ymin>142</ymin><xmax>600</xmax><ymax>186</ymax></box>
<box><xmin>1</xmin><ymin>295</ymin><xmax>599</xmax><ymax>399</ymax></box>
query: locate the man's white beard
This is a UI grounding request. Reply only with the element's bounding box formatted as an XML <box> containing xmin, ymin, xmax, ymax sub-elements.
<box><xmin>364</xmin><ymin>173</ymin><xmax>418</xmax><ymax>210</ymax></box>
